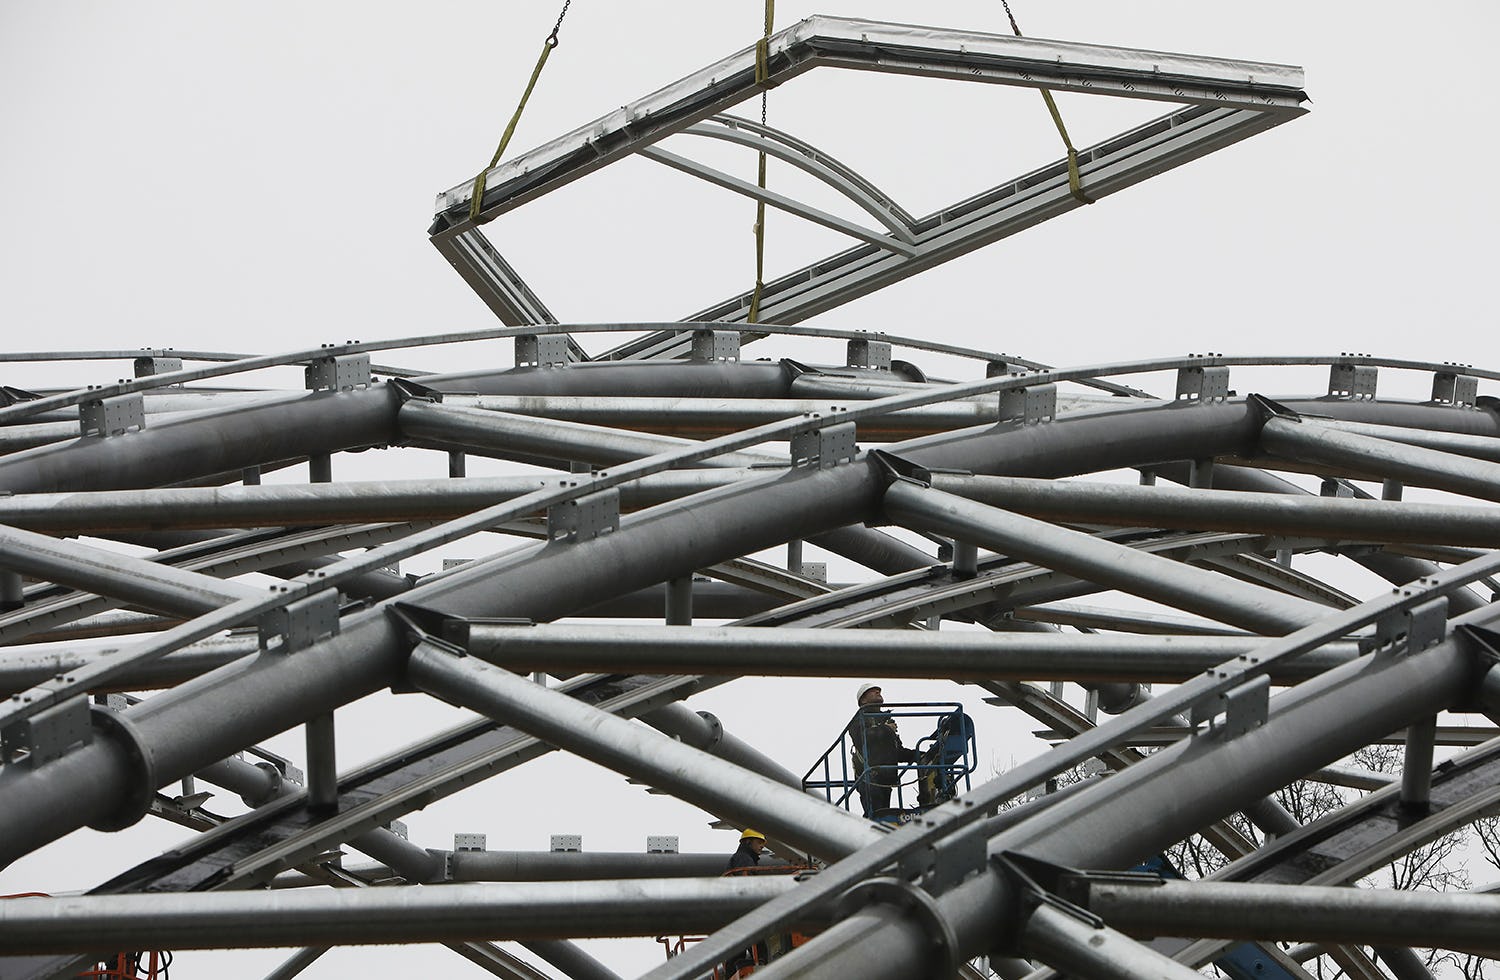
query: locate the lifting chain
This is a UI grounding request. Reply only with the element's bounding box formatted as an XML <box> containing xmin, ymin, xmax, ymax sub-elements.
<box><xmin>468</xmin><ymin>0</ymin><xmax>574</xmax><ymax>224</ymax></box>
<box><xmin>999</xmin><ymin>0</ymin><xmax>1093</xmax><ymax>205</ymax></box>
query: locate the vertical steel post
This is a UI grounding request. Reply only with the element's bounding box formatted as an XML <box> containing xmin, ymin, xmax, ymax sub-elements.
<box><xmin>448</xmin><ymin>450</ymin><xmax>467</xmax><ymax>478</ymax></box>
<box><xmin>1400</xmin><ymin>715</ymin><xmax>1437</xmax><ymax>811</ymax></box>
<box><xmin>665</xmin><ymin>576</ymin><xmax>693</xmax><ymax>626</ymax></box>
<box><xmin>787</xmin><ymin>538</ymin><xmax>803</xmax><ymax>570</ymax></box>
<box><xmin>1382</xmin><ymin>479</ymin><xmax>1404</xmax><ymax>502</ymax></box>
<box><xmin>952</xmin><ymin>540</ymin><xmax>978</xmax><ymax>579</ymax></box>
<box><xmin>305</xmin><ymin>712</ymin><xmax>338</xmax><ymax>814</ymax></box>
<box><xmin>0</xmin><ymin>570</ymin><xmax>21</xmax><ymax>612</ymax></box>
<box><xmin>1188</xmin><ymin>458</ymin><xmax>1214</xmax><ymax>489</ymax></box>
<box><xmin>309</xmin><ymin>453</ymin><xmax>333</xmax><ymax>484</ymax></box>
<box><xmin>242</xmin><ymin>466</ymin><xmax>261</xmax><ymax>486</ymax></box>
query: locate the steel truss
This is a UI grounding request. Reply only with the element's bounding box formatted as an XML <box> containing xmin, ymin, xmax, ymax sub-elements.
<box><xmin>6</xmin><ymin>17</ymin><xmax>1500</xmax><ymax>980</ymax></box>
<box><xmin>5</xmin><ymin>332</ymin><xmax>1500</xmax><ymax>980</ymax></box>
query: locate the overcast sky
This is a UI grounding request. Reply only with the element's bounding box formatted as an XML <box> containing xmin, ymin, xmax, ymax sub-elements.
<box><xmin>2</xmin><ymin>2</ymin><xmax>1498</xmax><ymax>977</ymax></box>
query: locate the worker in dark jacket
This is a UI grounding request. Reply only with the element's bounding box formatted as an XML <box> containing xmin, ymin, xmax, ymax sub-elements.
<box><xmin>724</xmin><ymin>829</ymin><xmax>770</xmax><ymax>973</ymax></box>
<box><xmin>847</xmin><ymin>683</ymin><xmax>916</xmax><ymax>817</ymax></box>
<box><xmin>726</xmin><ymin>828</ymin><xmax>766</xmax><ymax>871</ymax></box>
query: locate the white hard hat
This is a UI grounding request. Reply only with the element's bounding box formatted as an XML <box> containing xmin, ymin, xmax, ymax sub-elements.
<box><xmin>856</xmin><ymin>683</ymin><xmax>882</xmax><ymax>703</ymax></box>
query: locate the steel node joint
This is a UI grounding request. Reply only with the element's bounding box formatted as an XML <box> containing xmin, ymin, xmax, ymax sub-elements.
<box><xmin>834</xmin><ymin>876</ymin><xmax>961</xmax><ymax>979</ymax></box>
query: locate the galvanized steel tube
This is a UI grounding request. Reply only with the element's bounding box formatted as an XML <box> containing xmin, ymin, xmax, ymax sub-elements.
<box><xmin>0</xmin><ymin>878</ymin><xmax>802</xmax><ymax>953</ymax></box>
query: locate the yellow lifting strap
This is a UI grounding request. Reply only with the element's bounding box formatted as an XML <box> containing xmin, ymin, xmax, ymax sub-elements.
<box><xmin>1000</xmin><ymin>0</ymin><xmax>1093</xmax><ymax>206</ymax></box>
<box><xmin>748</xmin><ymin>0</ymin><xmax>775</xmax><ymax>324</ymax></box>
<box><xmin>468</xmin><ymin>1</ymin><xmax>573</xmax><ymax>225</ymax></box>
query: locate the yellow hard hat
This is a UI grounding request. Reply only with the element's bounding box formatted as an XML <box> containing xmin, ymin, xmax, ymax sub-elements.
<box><xmin>740</xmin><ymin>828</ymin><xmax>766</xmax><ymax>841</ymax></box>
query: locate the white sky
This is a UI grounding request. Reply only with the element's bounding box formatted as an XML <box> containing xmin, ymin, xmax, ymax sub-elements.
<box><xmin>2</xmin><ymin>2</ymin><xmax>1499</xmax><ymax>977</ymax></box>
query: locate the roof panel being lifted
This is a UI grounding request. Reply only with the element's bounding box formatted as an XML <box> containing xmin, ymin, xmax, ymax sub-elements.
<box><xmin>430</xmin><ymin>16</ymin><xmax>1307</xmax><ymax>351</ymax></box>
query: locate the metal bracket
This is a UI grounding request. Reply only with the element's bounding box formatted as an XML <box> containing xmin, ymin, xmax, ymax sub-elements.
<box><xmin>1189</xmin><ymin>670</ymin><xmax>1269</xmax><ymax>740</ymax></box>
<box><xmin>305</xmin><ymin>352</ymin><xmax>372</xmax><ymax>392</ymax></box>
<box><xmin>0</xmin><ymin>385</ymin><xmax>43</xmax><ymax>407</ymax></box>
<box><xmin>389</xmin><ymin>377</ymin><xmax>445</xmax><ymax>404</ymax></box>
<box><xmin>835</xmin><ymin>876</ymin><xmax>960</xmax><ymax>980</ymax></box>
<box><xmin>868</xmin><ymin>449</ymin><xmax>935</xmax><ymax>490</ymax></box>
<box><xmin>791</xmin><ymin>420</ymin><xmax>857</xmax><ymax>469</ymax></box>
<box><xmin>258</xmin><ymin>589</ymin><xmax>340</xmax><ymax>654</ymax></box>
<box><xmin>797</xmin><ymin>561</ymin><xmax>828</xmax><ymax>583</ymax></box>
<box><xmin>922</xmin><ymin>824</ymin><xmax>988</xmax><ymax>897</ymax></box>
<box><xmin>386</xmin><ymin>601</ymin><xmax>485</xmax><ymax>649</ymax></box>
<box><xmin>847</xmin><ymin>337</ymin><xmax>892</xmax><ymax>371</ymax></box>
<box><xmin>992</xmin><ymin>852</ymin><xmax>1106</xmax><ymax>953</ymax></box>
<box><xmin>647</xmin><ymin>835</ymin><xmax>680</xmax><ymax>853</ymax></box>
<box><xmin>690</xmin><ymin>329</ymin><xmax>741</xmax><ymax>363</ymax></box>
<box><xmin>454</xmin><ymin>832</ymin><xmax>488</xmax><ymax>852</ymax></box>
<box><xmin>133</xmin><ymin>354</ymin><xmax>183</xmax><ymax>378</ymax></box>
<box><xmin>1</xmin><ymin>695</ymin><xmax>91</xmax><ymax>768</ymax></box>
<box><xmin>516</xmin><ymin>333</ymin><xmax>571</xmax><ymax>368</ymax></box>
<box><xmin>1433</xmin><ymin>367</ymin><xmax>1478</xmax><ymax>407</ymax></box>
<box><xmin>999</xmin><ymin>380</ymin><xmax>1057</xmax><ymax>424</ymax></box>
<box><xmin>1329</xmin><ymin>360</ymin><xmax>1377</xmax><ymax>400</ymax></box>
<box><xmin>547</xmin><ymin>487</ymin><xmax>620</xmax><ymax>542</ymax></box>
<box><xmin>1372</xmin><ymin>594</ymin><xmax>1449</xmax><ymax>655</ymax></box>
<box><xmin>1455</xmin><ymin>624</ymin><xmax>1500</xmax><ymax>669</ymax></box>
<box><xmin>1176</xmin><ymin>362</ymin><xmax>1230</xmax><ymax>403</ymax></box>
<box><xmin>1248</xmin><ymin>392</ymin><xmax>1301</xmax><ymax>423</ymax></box>
<box><xmin>550</xmin><ymin>834</ymin><xmax>582</xmax><ymax>852</ymax></box>
<box><xmin>80</xmin><ymin>392</ymin><xmax>145</xmax><ymax>437</ymax></box>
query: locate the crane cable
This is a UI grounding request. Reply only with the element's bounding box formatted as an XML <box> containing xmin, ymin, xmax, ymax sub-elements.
<box><xmin>468</xmin><ymin>1</ymin><xmax>573</xmax><ymax>225</ymax></box>
<box><xmin>1000</xmin><ymin>0</ymin><xmax>1093</xmax><ymax>205</ymax></box>
<box><xmin>747</xmin><ymin>0</ymin><xmax>775</xmax><ymax>324</ymax></box>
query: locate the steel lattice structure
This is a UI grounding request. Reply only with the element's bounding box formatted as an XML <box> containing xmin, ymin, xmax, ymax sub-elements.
<box><xmin>4</xmin><ymin>16</ymin><xmax>1500</xmax><ymax>980</ymax></box>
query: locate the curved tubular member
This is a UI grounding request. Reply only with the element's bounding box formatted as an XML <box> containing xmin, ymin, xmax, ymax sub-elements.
<box><xmin>1261</xmin><ymin>414</ymin><xmax>1500</xmax><ymax>504</ymax></box>
<box><xmin>456</xmin><ymin>623</ymin><xmax>1359</xmax><ymax>684</ymax></box>
<box><xmin>443</xmin><ymin>849</ymin><xmax>782</xmax><ymax>882</ymax></box>
<box><xmin>673</xmin><ymin>117</ymin><xmax>917</xmax><ymax>241</ymax></box>
<box><xmin>0</xmin><ymin>524</ymin><xmax>256</xmax><ymax>617</ymax></box>
<box><xmin>0</xmin><ymin>392</ymin><xmax>1492</xmax><ymax>864</ymax></box>
<box><xmin>0</xmin><ymin>386</ymin><xmax>404</xmax><ymax>494</ymax></box>
<box><xmin>0</xmin><ymin>878</ymin><xmax>803</xmax><ymax>954</ymax></box>
<box><xmin>881</xmin><ymin>481</ymin><xmax>1324</xmax><ymax>633</ymax></box>
<box><xmin>750</xmin><ymin>604</ymin><xmax>1500</xmax><ymax>980</ymax></box>
<box><xmin>419</xmin><ymin>358</ymin><xmax>795</xmax><ymax>398</ymax></box>
<box><xmin>0</xmin><ymin>347</ymin><xmax>423</xmax><ymax>377</ymax></box>
<box><xmin>0</xmin><ymin>471</ymin><xmax>758</xmax><ymax>534</ymax></box>
<box><xmin>0</xmin><ymin>359</ymin><xmax>793</xmax><ymax>493</ymax></box>
<box><xmin>397</xmin><ymin>399</ymin><xmax>936</xmax><ymax>575</ymax></box>
<box><xmin>699</xmin><ymin>114</ymin><xmax>918</xmax><ymax>225</ymax></box>
<box><xmin>926</xmin><ymin>473</ymin><xmax>1500</xmax><ymax>548</ymax></box>
<box><xmin>1020</xmin><ymin>901</ymin><xmax>1205</xmax><ymax>980</ymax></box>
<box><xmin>639</xmin><ymin>147</ymin><xmax>921</xmax><ymax>257</ymax></box>
<box><xmin>0</xmin><ymin>460</ymin><xmax>884</xmax><ymax>865</ymax></box>
<box><xmin>523</xmin><ymin>940</ymin><xmax>625</xmax><ymax>980</ymax></box>
<box><xmin>398</xmin><ymin>401</ymin><xmax>768</xmax><ymax>470</ymax></box>
<box><xmin>1083</xmin><ymin>879</ymin><xmax>1500</xmax><ymax>956</ymax></box>
<box><xmin>407</xmin><ymin>643</ymin><xmax>878</xmax><ymax>861</ymax></box>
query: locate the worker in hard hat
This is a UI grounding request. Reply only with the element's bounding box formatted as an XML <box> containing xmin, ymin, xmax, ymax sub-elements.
<box><xmin>723</xmin><ymin>829</ymin><xmax>772</xmax><ymax>973</ymax></box>
<box><xmin>727</xmin><ymin>828</ymin><xmax>767</xmax><ymax>871</ymax></box>
<box><xmin>847</xmin><ymin>683</ymin><xmax>916</xmax><ymax>817</ymax></box>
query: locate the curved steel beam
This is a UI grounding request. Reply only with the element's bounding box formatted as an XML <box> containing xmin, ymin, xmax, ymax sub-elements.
<box><xmin>674</xmin><ymin>117</ymin><xmax>916</xmax><ymax>241</ymax></box>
